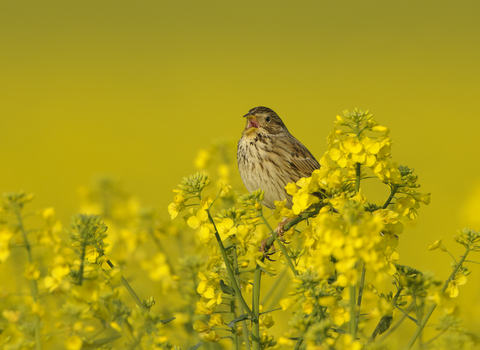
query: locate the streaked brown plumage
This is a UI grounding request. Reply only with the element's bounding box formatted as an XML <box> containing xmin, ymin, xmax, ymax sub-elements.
<box><xmin>237</xmin><ymin>106</ymin><xmax>320</xmax><ymax>210</ymax></box>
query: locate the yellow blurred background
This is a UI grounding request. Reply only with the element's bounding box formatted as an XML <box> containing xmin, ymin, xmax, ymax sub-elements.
<box><xmin>1</xmin><ymin>0</ymin><xmax>480</xmax><ymax>337</ymax></box>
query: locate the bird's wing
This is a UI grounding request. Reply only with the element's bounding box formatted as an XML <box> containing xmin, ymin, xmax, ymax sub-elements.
<box><xmin>285</xmin><ymin>134</ymin><xmax>321</xmax><ymax>178</ymax></box>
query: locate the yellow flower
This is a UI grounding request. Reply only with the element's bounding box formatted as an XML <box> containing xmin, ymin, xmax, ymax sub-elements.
<box><xmin>292</xmin><ymin>190</ymin><xmax>319</xmax><ymax>215</ymax></box>
<box><xmin>141</xmin><ymin>253</ymin><xmax>173</xmax><ymax>285</ymax></box>
<box><xmin>168</xmin><ymin>202</ymin><xmax>184</xmax><ymax>220</ymax></box>
<box><xmin>2</xmin><ymin>309</ymin><xmax>20</xmax><ymax>323</ymax></box>
<box><xmin>0</xmin><ymin>228</ymin><xmax>13</xmax><ymax>263</ymax></box>
<box><xmin>394</xmin><ymin>196</ymin><xmax>417</xmax><ymax>219</ymax></box>
<box><xmin>273</xmin><ymin>199</ymin><xmax>287</xmax><ymax>220</ymax></box>
<box><xmin>445</xmin><ymin>274</ymin><xmax>467</xmax><ymax>298</ymax></box>
<box><xmin>24</xmin><ymin>262</ymin><xmax>41</xmax><ymax>280</ymax></box>
<box><xmin>280</xmin><ymin>298</ymin><xmax>295</xmax><ymax>311</ymax></box>
<box><xmin>284</xmin><ymin>182</ymin><xmax>298</xmax><ymax>196</ymax></box>
<box><xmin>339</xmin><ymin>334</ymin><xmax>363</xmax><ymax>350</ymax></box>
<box><xmin>319</xmin><ymin>296</ymin><xmax>336</xmax><ymax>307</ymax></box>
<box><xmin>193</xmin><ymin>320</ymin><xmax>211</xmax><ymax>333</ymax></box>
<box><xmin>343</xmin><ymin>137</ymin><xmax>363</xmax><ymax>154</ymax></box>
<box><xmin>153</xmin><ymin>336</ymin><xmax>169</xmax><ymax>345</ymax></box>
<box><xmin>413</xmin><ymin>192</ymin><xmax>431</xmax><ymax>205</ymax></box>
<box><xmin>110</xmin><ymin>321</ymin><xmax>122</xmax><ymax>332</ymax></box>
<box><xmin>351</xmin><ymin>190</ymin><xmax>367</xmax><ymax>205</ymax></box>
<box><xmin>302</xmin><ymin>299</ymin><xmax>314</xmax><ymax>315</ymax></box>
<box><xmin>65</xmin><ymin>335</ymin><xmax>83</xmax><ymax>350</ymax></box>
<box><xmin>194</xmin><ymin>149</ymin><xmax>210</xmax><ymax>169</ymax></box>
<box><xmin>219</xmin><ymin>184</ymin><xmax>233</xmax><ymax>197</ymax></box>
<box><xmin>42</xmin><ymin>207</ymin><xmax>56</xmax><ymax>220</ymax></box>
<box><xmin>428</xmin><ymin>237</ymin><xmax>443</xmax><ymax>251</ymax></box>
<box><xmin>198</xmin><ymin>225</ymin><xmax>214</xmax><ymax>244</ymax></box>
<box><xmin>373</xmin><ymin>209</ymin><xmax>399</xmax><ymax>224</ymax></box>
<box><xmin>208</xmin><ymin>314</ymin><xmax>224</xmax><ymax>326</ymax></box>
<box><xmin>384</xmin><ymin>247</ymin><xmax>399</xmax><ymax>275</ymax></box>
<box><xmin>236</xmin><ymin>224</ymin><xmax>254</xmax><ymax>250</ymax></box>
<box><xmin>329</xmin><ymin>147</ymin><xmax>349</xmax><ymax>168</ymax></box>
<box><xmin>216</xmin><ymin>218</ymin><xmax>237</xmax><ymax>241</ymax></box>
<box><xmin>187</xmin><ymin>209</ymin><xmax>209</xmax><ymax>229</ymax></box>
<box><xmin>44</xmin><ymin>263</ymin><xmax>71</xmax><ymax>292</ymax></box>
<box><xmin>31</xmin><ymin>302</ymin><xmax>44</xmax><ymax>317</ymax></box>
<box><xmin>372</xmin><ymin>125</ymin><xmax>388</xmax><ymax>132</ymax></box>
<box><xmin>201</xmin><ymin>196</ymin><xmax>214</xmax><ymax>209</ymax></box>
<box><xmin>330</xmin><ymin>306</ymin><xmax>350</xmax><ymax>326</ymax></box>
<box><xmin>218</xmin><ymin>164</ymin><xmax>230</xmax><ymax>179</ymax></box>
<box><xmin>203</xmin><ymin>330</ymin><xmax>220</xmax><ymax>342</ymax></box>
<box><xmin>195</xmin><ymin>301</ymin><xmax>213</xmax><ymax>315</ymax></box>
<box><xmin>278</xmin><ymin>337</ymin><xmax>295</xmax><ymax>346</ymax></box>
<box><xmin>260</xmin><ymin>314</ymin><xmax>275</xmax><ymax>329</ymax></box>
<box><xmin>273</xmin><ymin>199</ymin><xmax>295</xmax><ymax>219</ymax></box>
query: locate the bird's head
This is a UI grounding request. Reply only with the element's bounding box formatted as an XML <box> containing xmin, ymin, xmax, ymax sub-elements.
<box><xmin>242</xmin><ymin>106</ymin><xmax>286</xmax><ymax>136</ymax></box>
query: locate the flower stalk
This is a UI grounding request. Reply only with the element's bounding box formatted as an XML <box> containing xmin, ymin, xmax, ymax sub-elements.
<box><xmin>252</xmin><ymin>261</ymin><xmax>263</xmax><ymax>350</ymax></box>
<box><xmin>207</xmin><ymin>210</ymin><xmax>254</xmax><ymax>318</ymax></box>
<box><xmin>14</xmin><ymin>205</ymin><xmax>42</xmax><ymax>350</ymax></box>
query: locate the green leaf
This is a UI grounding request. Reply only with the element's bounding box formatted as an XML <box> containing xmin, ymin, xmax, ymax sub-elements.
<box><xmin>228</xmin><ymin>313</ymin><xmax>249</xmax><ymax>328</ymax></box>
<box><xmin>188</xmin><ymin>343</ymin><xmax>202</xmax><ymax>350</ymax></box>
<box><xmin>378</xmin><ymin>315</ymin><xmax>393</xmax><ymax>335</ymax></box>
<box><xmin>160</xmin><ymin>316</ymin><xmax>176</xmax><ymax>325</ymax></box>
<box><xmin>219</xmin><ymin>279</ymin><xmax>235</xmax><ymax>295</ymax></box>
<box><xmin>259</xmin><ymin>266</ymin><xmax>276</xmax><ymax>277</ymax></box>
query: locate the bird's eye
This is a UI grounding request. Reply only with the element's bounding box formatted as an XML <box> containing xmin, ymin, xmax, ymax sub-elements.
<box><xmin>266</xmin><ymin>116</ymin><xmax>271</xmax><ymax>122</ymax></box>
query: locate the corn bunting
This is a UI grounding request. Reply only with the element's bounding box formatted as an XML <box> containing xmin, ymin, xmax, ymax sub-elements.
<box><xmin>237</xmin><ymin>106</ymin><xmax>321</xmax><ymax>238</ymax></box>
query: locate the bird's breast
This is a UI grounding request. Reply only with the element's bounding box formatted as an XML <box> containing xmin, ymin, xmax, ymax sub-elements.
<box><xmin>237</xmin><ymin>135</ymin><xmax>294</xmax><ymax>209</ymax></box>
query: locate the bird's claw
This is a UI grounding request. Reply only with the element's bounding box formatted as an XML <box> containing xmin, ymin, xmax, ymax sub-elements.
<box><xmin>259</xmin><ymin>217</ymin><xmax>295</xmax><ymax>259</ymax></box>
<box><xmin>259</xmin><ymin>238</ymin><xmax>276</xmax><ymax>260</ymax></box>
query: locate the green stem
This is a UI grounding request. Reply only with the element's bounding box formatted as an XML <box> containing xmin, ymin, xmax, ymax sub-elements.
<box><xmin>350</xmin><ymin>166</ymin><xmax>361</xmax><ymax>339</ymax></box>
<box><xmin>293</xmin><ymin>338</ymin><xmax>304</xmax><ymax>350</ymax></box>
<box><xmin>230</xmin><ymin>298</ymin><xmax>239</xmax><ymax>350</ymax></box>
<box><xmin>15</xmin><ymin>207</ymin><xmax>41</xmax><ymax>350</ymax></box>
<box><xmin>283</xmin><ymin>209</ymin><xmax>320</xmax><ymax>232</ymax></box>
<box><xmin>406</xmin><ymin>246</ymin><xmax>471</xmax><ymax>349</ymax></box>
<box><xmin>260</xmin><ymin>213</ymin><xmax>298</xmax><ymax>276</ymax></box>
<box><xmin>106</xmin><ymin>260</ymin><xmax>148</xmax><ymax>313</ymax></box>
<box><xmin>356</xmin><ymin>263</ymin><xmax>366</xmax><ymax>328</ymax></box>
<box><xmin>394</xmin><ymin>305</ymin><xmax>417</xmax><ymax>324</ymax></box>
<box><xmin>252</xmin><ymin>261</ymin><xmax>263</xmax><ymax>350</ymax></box>
<box><xmin>78</xmin><ymin>232</ymin><xmax>87</xmax><ymax>285</ymax></box>
<box><xmin>423</xmin><ymin>328</ymin><xmax>448</xmax><ymax>346</ymax></box>
<box><xmin>349</xmin><ymin>284</ymin><xmax>357</xmax><ymax>339</ymax></box>
<box><xmin>414</xmin><ymin>295</ymin><xmax>424</xmax><ymax>345</ymax></box>
<box><xmin>368</xmin><ymin>286</ymin><xmax>404</xmax><ymax>343</ymax></box>
<box><xmin>382</xmin><ymin>185</ymin><xmax>398</xmax><ymax>209</ymax></box>
<box><xmin>207</xmin><ymin>210</ymin><xmax>254</xmax><ymax>318</ymax></box>
<box><xmin>444</xmin><ymin>249</ymin><xmax>458</xmax><ymax>265</ymax></box>
<box><xmin>355</xmin><ymin>163</ymin><xmax>361</xmax><ymax>193</ymax></box>
<box><xmin>378</xmin><ymin>302</ymin><xmax>414</xmax><ymax>342</ymax></box>
<box><xmin>233</xmin><ymin>247</ymin><xmax>251</xmax><ymax>350</ymax></box>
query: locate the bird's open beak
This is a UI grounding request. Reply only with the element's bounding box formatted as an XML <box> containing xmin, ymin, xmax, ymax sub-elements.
<box><xmin>243</xmin><ymin>113</ymin><xmax>259</xmax><ymax>135</ymax></box>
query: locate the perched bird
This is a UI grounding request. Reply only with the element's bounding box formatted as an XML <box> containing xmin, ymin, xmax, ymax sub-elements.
<box><xmin>237</xmin><ymin>106</ymin><xmax>321</xmax><ymax>213</ymax></box>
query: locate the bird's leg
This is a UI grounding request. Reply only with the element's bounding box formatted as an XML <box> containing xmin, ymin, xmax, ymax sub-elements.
<box><xmin>259</xmin><ymin>216</ymin><xmax>296</xmax><ymax>259</ymax></box>
<box><xmin>260</xmin><ymin>239</ymin><xmax>276</xmax><ymax>259</ymax></box>
<box><xmin>274</xmin><ymin>216</ymin><xmax>296</xmax><ymax>241</ymax></box>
